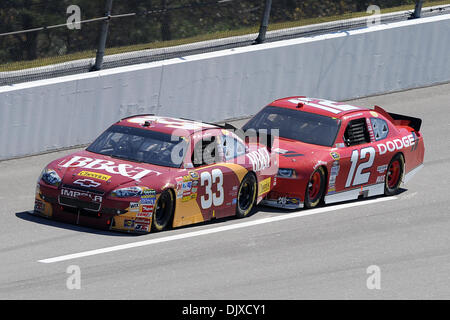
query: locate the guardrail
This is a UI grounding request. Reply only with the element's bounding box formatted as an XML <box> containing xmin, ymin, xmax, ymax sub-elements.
<box><xmin>0</xmin><ymin>13</ymin><xmax>449</xmax><ymax>161</ymax></box>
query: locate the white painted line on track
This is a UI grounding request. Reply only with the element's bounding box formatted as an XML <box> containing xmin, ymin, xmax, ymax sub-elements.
<box><xmin>38</xmin><ymin>196</ymin><xmax>396</xmax><ymax>264</ymax></box>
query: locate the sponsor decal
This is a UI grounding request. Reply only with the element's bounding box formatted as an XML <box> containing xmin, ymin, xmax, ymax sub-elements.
<box><xmin>330</xmin><ymin>152</ymin><xmax>340</xmax><ymax>161</ymax></box>
<box><xmin>134</xmin><ymin>218</ymin><xmax>151</xmax><ymax>232</ymax></box>
<box><xmin>141</xmin><ymin>204</ymin><xmax>154</xmax><ymax>212</ymax></box>
<box><xmin>78</xmin><ymin>171</ymin><xmax>111</xmax><ymax>181</ymax></box>
<box><xmin>189</xmin><ymin>171</ymin><xmax>199</xmax><ymax>180</ymax></box>
<box><xmin>59</xmin><ymin>156</ymin><xmax>162</xmax><ymax>181</ymax></box>
<box><xmin>176</xmin><ymin>176</ymin><xmax>197</xmax><ymax>201</ymax></box>
<box><xmin>61</xmin><ymin>188</ymin><xmax>103</xmax><ymax>203</ymax></box>
<box><xmin>141</xmin><ymin>188</ymin><xmax>156</xmax><ymax>198</ymax></box>
<box><xmin>376</xmin><ymin>175</ymin><xmax>385</xmax><ymax>183</ymax></box>
<box><xmin>181</xmin><ymin>191</ymin><xmax>197</xmax><ymax>202</ymax></box>
<box><xmin>137</xmin><ymin>192</ymin><xmax>155</xmax><ymax>215</ymax></box>
<box><xmin>258</xmin><ymin>177</ymin><xmax>271</xmax><ymax>196</ymax></box>
<box><xmin>181</xmin><ymin>195</ymin><xmax>191</xmax><ymax>202</ymax></box>
<box><xmin>277</xmin><ymin>197</ymin><xmax>300</xmax><ymax>206</ymax></box>
<box><xmin>141</xmin><ymin>197</ymin><xmax>155</xmax><ymax>205</ymax></box>
<box><xmin>34</xmin><ymin>199</ymin><xmax>45</xmax><ymax>213</ymax></box>
<box><xmin>370</xmin><ymin>111</ymin><xmax>379</xmax><ymax>117</ymax></box>
<box><xmin>137</xmin><ymin>212</ymin><xmax>152</xmax><ymax>218</ymax></box>
<box><xmin>328</xmin><ymin>160</ymin><xmax>340</xmax><ymax>194</ymax></box>
<box><xmin>129</xmin><ymin>202</ymin><xmax>140</xmax><ymax>212</ymax></box>
<box><xmin>73</xmin><ymin>179</ymin><xmax>101</xmax><ymax>188</ymax></box>
<box><xmin>366</xmin><ymin>118</ymin><xmax>375</xmax><ymax>142</ymax></box>
<box><xmin>182</xmin><ymin>181</ymin><xmax>192</xmax><ymax>190</ymax></box>
<box><xmin>124</xmin><ymin>219</ymin><xmax>135</xmax><ymax>228</ymax></box>
<box><xmin>377</xmin><ymin>164</ymin><xmax>388</xmax><ymax>173</ymax></box>
<box><xmin>327</xmin><ymin>187</ymin><xmax>336</xmax><ymax>194</ymax></box>
<box><xmin>246</xmin><ymin>148</ymin><xmax>271</xmax><ymax>172</ymax></box>
<box><xmin>137</xmin><ymin>203</ymin><xmax>154</xmax><ymax>217</ymax></box>
<box><xmin>330</xmin><ymin>161</ymin><xmax>340</xmax><ymax>176</ymax></box>
<box><xmin>376</xmin><ymin>134</ymin><xmax>416</xmax><ymax>155</ymax></box>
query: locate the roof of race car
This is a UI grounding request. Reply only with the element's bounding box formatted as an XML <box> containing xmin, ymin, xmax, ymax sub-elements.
<box><xmin>270</xmin><ymin>96</ymin><xmax>370</xmax><ymax>118</ymax></box>
<box><xmin>116</xmin><ymin>115</ymin><xmax>220</xmax><ymax>135</ymax></box>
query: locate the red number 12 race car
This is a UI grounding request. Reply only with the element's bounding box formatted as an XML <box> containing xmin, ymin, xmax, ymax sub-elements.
<box><xmin>242</xmin><ymin>97</ymin><xmax>424</xmax><ymax>209</ymax></box>
<box><xmin>33</xmin><ymin>116</ymin><xmax>277</xmax><ymax>233</ymax></box>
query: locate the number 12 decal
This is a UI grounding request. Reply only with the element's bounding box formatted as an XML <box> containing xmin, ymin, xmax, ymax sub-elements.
<box><xmin>345</xmin><ymin>147</ymin><xmax>376</xmax><ymax>187</ymax></box>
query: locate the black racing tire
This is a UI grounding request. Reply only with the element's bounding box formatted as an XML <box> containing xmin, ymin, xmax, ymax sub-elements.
<box><xmin>304</xmin><ymin>166</ymin><xmax>326</xmax><ymax>209</ymax></box>
<box><xmin>384</xmin><ymin>153</ymin><xmax>404</xmax><ymax>196</ymax></box>
<box><xmin>151</xmin><ymin>189</ymin><xmax>175</xmax><ymax>232</ymax></box>
<box><xmin>236</xmin><ymin>173</ymin><xmax>258</xmax><ymax>218</ymax></box>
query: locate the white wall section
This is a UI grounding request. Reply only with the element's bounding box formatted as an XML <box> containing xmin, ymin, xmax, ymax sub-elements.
<box><xmin>1</xmin><ymin>14</ymin><xmax>449</xmax><ymax>160</ymax></box>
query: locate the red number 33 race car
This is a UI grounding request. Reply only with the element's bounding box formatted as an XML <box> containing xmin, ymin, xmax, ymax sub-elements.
<box><xmin>242</xmin><ymin>96</ymin><xmax>424</xmax><ymax>209</ymax></box>
<box><xmin>33</xmin><ymin>116</ymin><xmax>278</xmax><ymax>233</ymax></box>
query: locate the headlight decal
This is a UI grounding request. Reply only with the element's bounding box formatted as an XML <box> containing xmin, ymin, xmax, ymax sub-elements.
<box><xmin>41</xmin><ymin>168</ymin><xmax>62</xmax><ymax>187</ymax></box>
<box><xmin>277</xmin><ymin>168</ymin><xmax>296</xmax><ymax>179</ymax></box>
<box><xmin>111</xmin><ymin>186</ymin><xmax>144</xmax><ymax>198</ymax></box>
<box><xmin>111</xmin><ymin>186</ymin><xmax>156</xmax><ymax>199</ymax></box>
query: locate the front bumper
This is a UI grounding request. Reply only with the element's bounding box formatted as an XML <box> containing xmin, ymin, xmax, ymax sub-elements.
<box><xmin>33</xmin><ymin>184</ymin><xmax>157</xmax><ymax>234</ymax></box>
<box><xmin>260</xmin><ymin>193</ymin><xmax>303</xmax><ymax>210</ymax></box>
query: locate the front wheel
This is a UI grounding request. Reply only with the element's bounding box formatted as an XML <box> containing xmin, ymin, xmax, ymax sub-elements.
<box><xmin>236</xmin><ymin>173</ymin><xmax>258</xmax><ymax>218</ymax></box>
<box><xmin>152</xmin><ymin>189</ymin><xmax>175</xmax><ymax>232</ymax></box>
<box><xmin>384</xmin><ymin>154</ymin><xmax>404</xmax><ymax>196</ymax></box>
<box><xmin>304</xmin><ymin>167</ymin><xmax>326</xmax><ymax>208</ymax></box>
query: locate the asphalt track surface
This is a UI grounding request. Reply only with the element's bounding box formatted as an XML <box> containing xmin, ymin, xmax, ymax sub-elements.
<box><xmin>0</xmin><ymin>83</ymin><xmax>449</xmax><ymax>299</ymax></box>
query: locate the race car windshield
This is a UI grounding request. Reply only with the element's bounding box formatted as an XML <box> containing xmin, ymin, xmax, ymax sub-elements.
<box><xmin>86</xmin><ymin>125</ymin><xmax>188</xmax><ymax>168</ymax></box>
<box><xmin>242</xmin><ymin>106</ymin><xmax>340</xmax><ymax>147</ymax></box>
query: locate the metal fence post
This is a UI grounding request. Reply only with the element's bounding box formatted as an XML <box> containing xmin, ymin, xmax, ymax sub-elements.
<box><xmin>254</xmin><ymin>0</ymin><xmax>272</xmax><ymax>44</ymax></box>
<box><xmin>412</xmin><ymin>0</ymin><xmax>424</xmax><ymax>18</ymax></box>
<box><xmin>90</xmin><ymin>0</ymin><xmax>113</xmax><ymax>71</ymax></box>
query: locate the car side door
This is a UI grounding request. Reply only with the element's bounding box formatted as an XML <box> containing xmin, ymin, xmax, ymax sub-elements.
<box><xmin>185</xmin><ymin>130</ymin><xmax>238</xmax><ymax>220</ymax></box>
<box><xmin>335</xmin><ymin>116</ymin><xmax>378</xmax><ymax>192</ymax></box>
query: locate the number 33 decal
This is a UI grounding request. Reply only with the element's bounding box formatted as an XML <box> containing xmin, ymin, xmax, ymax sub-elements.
<box><xmin>200</xmin><ymin>169</ymin><xmax>224</xmax><ymax>209</ymax></box>
<box><xmin>345</xmin><ymin>147</ymin><xmax>376</xmax><ymax>187</ymax></box>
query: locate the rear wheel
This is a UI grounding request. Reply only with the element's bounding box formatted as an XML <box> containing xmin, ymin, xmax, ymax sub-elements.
<box><xmin>152</xmin><ymin>189</ymin><xmax>175</xmax><ymax>232</ymax></box>
<box><xmin>304</xmin><ymin>167</ymin><xmax>326</xmax><ymax>208</ymax></box>
<box><xmin>384</xmin><ymin>154</ymin><xmax>404</xmax><ymax>195</ymax></box>
<box><xmin>236</xmin><ymin>173</ymin><xmax>258</xmax><ymax>218</ymax></box>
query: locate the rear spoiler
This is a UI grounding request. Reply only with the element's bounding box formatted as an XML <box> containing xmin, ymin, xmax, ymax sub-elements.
<box><xmin>373</xmin><ymin>106</ymin><xmax>422</xmax><ymax>132</ymax></box>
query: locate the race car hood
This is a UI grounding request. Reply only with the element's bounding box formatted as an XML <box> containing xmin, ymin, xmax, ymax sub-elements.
<box><xmin>48</xmin><ymin>150</ymin><xmax>176</xmax><ymax>194</ymax></box>
<box><xmin>273</xmin><ymin>138</ymin><xmax>331</xmax><ymax>171</ymax></box>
